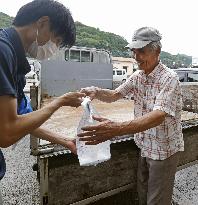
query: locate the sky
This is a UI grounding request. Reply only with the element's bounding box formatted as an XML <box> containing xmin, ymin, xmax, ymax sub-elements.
<box><xmin>1</xmin><ymin>0</ymin><xmax>198</xmax><ymax>57</ymax></box>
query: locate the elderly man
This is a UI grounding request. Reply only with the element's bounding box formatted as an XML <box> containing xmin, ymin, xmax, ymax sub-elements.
<box><xmin>79</xmin><ymin>27</ymin><xmax>184</xmax><ymax>205</ymax></box>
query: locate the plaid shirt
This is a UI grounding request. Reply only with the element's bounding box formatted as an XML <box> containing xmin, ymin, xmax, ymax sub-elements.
<box><xmin>116</xmin><ymin>62</ymin><xmax>184</xmax><ymax>160</ymax></box>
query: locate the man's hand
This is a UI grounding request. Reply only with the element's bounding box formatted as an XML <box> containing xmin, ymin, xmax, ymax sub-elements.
<box><xmin>78</xmin><ymin>116</ymin><xmax>125</xmax><ymax>145</ymax></box>
<box><xmin>32</xmin><ymin>127</ymin><xmax>77</xmax><ymax>154</ymax></box>
<box><xmin>58</xmin><ymin>92</ymin><xmax>86</xmax><ymax>107</ymax></box>
<box><xmin>62</xmin><ymin>139</ymin><xmax>77</xmax><ymax>154</ymax></box>
<box><xmin>80</xmin><ymin>86</ymin><xmax>99</xmax><ymax>100</ymax></box>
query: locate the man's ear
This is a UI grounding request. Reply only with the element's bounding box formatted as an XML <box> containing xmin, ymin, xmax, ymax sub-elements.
<box><xmin>36</xmin><ymin>16</ymin><xmax>50</xmax><ymax>29</ymax></box>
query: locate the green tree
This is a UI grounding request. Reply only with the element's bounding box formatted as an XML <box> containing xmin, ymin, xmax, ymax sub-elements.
<box><xmin>0</xmin><ymin>12</ymin><xmax>13</xmax><ymax>28</ymax></box>
<box><xmin>0</xmin><ymin>13</ymin><xmax>192</xmax><ymax>67</ymax></box>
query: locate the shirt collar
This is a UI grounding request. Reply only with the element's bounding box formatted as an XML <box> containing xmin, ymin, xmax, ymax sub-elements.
<box><xmin>4</xmin><ymin>27</ymin><xmax>31</xmax><ymax>75</ymax></box>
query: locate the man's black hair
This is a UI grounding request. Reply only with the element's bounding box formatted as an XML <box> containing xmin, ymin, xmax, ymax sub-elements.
<box><xmin>13</xmin><ymin>0</ymin><xmax>76</xmax><ymax>47</ymax></box>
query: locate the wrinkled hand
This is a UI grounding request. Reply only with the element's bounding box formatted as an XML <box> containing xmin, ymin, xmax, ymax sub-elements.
<box><xmin>60</xmin><ymin>92</ymin><xmax>85</xmax><ymax>107</ymax></box>
<box><xmin>78</xmin><ymin>116</ymin><xmax>123</xmax><ymax>145</ymax></box>
<box><xmin>80</xmin><ymin>86</ymin><xmax>99</xmax><ymax>100</ymax></box>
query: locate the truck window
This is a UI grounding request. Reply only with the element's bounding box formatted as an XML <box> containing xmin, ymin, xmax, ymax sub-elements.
<box><xmin>70</xmin><ymin>50</ymin><xmax>80</xmax><ymax>62</ymax></box>
<box><xmin>81</xmin><ymin>51</ymin><xmax>91</xmax><ymax>62</ymax></box>
<box><xmin>187</xmin><ymin>72</ymin><xmax>198</xmax><ymax>82</ymax></box>
<box><xmin>176</xmin><ymin>71</ymin><xmax>186</xmax><ymax>82</ymax></box>
<box><xmin>123</xmin><ymin>66</ymin><xmax>128</xmax><ymax>72</ymax></box>
<box><xmin>61</xmin><ymin>47</ymin><xmax>111</xmax><ymax>64</ymax></box>
<box><xmin>117</xmin><ymin>70</ymin><xmax>122</xmax><ymax>75</ymax></box>
<box><xmin>98</xmin><ymin>51</ymin><xmax>111</xmax><ymax>64</ymax></box>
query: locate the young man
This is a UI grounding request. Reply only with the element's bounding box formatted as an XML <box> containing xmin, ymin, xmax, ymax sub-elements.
<box><xmin>79</xmin><ymin>27</ymin><xmax>184</xmax><ymax>205</ymax></box>
<box><xmin>0</xmin><ymin>0</ymin><xmax>85</xmax><ymax>197</ymax></box>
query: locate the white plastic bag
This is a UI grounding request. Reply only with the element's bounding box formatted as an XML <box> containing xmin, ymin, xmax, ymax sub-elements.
<box><xmin>77</xmin><ymin>97</ymin><xmax>111</xmax><ymax>166</ymax></box>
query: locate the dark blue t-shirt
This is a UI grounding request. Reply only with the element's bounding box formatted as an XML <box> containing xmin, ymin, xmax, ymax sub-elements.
<box><xmin>0</xmin><ymin>27</ymin><xmax>31</xmax><ymax>180</ymax></box>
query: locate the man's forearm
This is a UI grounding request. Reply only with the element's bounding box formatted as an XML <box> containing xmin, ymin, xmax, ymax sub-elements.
<box><xmin>16</xmin><ymin>100</ymin><xmax>60</xmax><ymax>135</ymax></box>
<box><xmin>120</xmin><ymin>110</ymin><xmax>166</xmax><ymax>135</ymax></box>
<box><xmin>31</xmin><ymin>127</ymin><xmax>70</xmax><ymax>146</ymax></box>
<box><xmin>1</xmin><ymin>98</ymin><xmax>61</xmax><ymax>147</ymax></box>
<box><xmin>31</xmin><ymin>127</ymin><xmax>77</xmax><ymax>153</ymax></box>
<box><xmin>96</xmin><ymin>88</ymin><xmax>122</xmax><ymax>103</ymax></box>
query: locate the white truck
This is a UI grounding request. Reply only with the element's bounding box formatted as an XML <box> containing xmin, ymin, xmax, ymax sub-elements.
<box><xmin>29</xmin><ymin>47</ymin><xmax>198</xmax><ymax>205</ymax></box>
<box><xmin>30</xmin><ymin>83</ymin><xmax>198</xmax><ymax>205</ymax></box>
<box><xmin>40</xmin><ymin>46</ymin><xmax>113</xmax><ymax>96</ymax></box>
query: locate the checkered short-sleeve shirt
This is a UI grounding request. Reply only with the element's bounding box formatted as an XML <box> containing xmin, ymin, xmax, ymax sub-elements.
<box><xmin>116</xmin><ymin>62</ymin><xmax>184</xmax><ymax>160</ymax></box>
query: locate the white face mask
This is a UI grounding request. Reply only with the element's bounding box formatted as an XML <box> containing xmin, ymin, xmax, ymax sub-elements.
<box><xmin>28</xmin><ymin>30</ymin><xmax>59</xmax><ymax>60</ymax></box>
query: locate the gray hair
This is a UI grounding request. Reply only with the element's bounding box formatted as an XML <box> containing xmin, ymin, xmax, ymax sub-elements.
<box><xmin>147</xmin><ymin>41</ymin><xmax>162</xmax><ymax>52</ymax></box>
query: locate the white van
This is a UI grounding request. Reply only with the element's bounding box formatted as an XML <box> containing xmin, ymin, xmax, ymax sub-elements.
<box><xmin>113</xmin><ymin>68</ymin><xmax>127</xmax><ymax>83</ymax></box>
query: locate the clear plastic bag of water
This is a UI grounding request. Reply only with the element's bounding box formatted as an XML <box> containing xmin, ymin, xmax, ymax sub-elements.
<box><xmin>77</xmin><ymin>97</ymin><xmax>111</xmax><ymax>166</ymax></box>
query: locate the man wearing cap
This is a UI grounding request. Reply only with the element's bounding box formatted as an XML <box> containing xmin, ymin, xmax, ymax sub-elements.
<box><xmin>79</xmin><ymin>27</ymin><xmax>184</xmax><ymax>205</ymax></box>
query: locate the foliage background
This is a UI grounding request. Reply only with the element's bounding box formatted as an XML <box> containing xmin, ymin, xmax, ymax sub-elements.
<box><xmin>0</xmin><ymin>12</ymin><xmax>192</xmax><ymax>68</ymax></box>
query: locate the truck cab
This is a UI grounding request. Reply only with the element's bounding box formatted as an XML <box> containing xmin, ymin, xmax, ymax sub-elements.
<box><xmin>50</xmin><ymin>46</ymin><xmax>112</xmax><ymax>64</ymax></box>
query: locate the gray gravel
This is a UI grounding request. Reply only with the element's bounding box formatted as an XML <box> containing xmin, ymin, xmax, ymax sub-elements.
<box><xmin>1</xmin><ymin>135</ymin><xmax>39</xmax><ymax>205</ymax></box>
<box><xmin>173</xmin><ymin>164</ymin><xmax>198</xmax><ymax>205</ymax></box>
<box><xmin>0</xmin><ymin>135</ymin><xmax>197</xmax><ymax>205</ymax></box>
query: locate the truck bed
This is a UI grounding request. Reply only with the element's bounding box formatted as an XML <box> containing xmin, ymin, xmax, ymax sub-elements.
<box><xmin>40</xmin><ymin>98</ymin><xmax>134</xmax><ymax>142</ymax></box>
<box><xmin>40</xmin><ymin>98</ymin><xmax>198</xmax><ymax>143</ymax></box>
<box><xmin>33</xmin><ymin>97</ymin><xmax>198</xmax><ymax>205</ymax></box>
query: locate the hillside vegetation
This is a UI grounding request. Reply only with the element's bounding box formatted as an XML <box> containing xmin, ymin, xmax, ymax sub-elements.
<box><xmin>0</xmin><ymin>12</ymin><xmax>13</xmax><ymax>28</ymax></box>
<box><xmin>0</xmin><ymin>12</ymin><xmax>192</xmax><ymax>68</ymax></box>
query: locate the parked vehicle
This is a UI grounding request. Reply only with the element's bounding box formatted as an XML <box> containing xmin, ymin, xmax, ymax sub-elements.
<box><xmin>113</xmin><ymin>68</ymin><xmax>127</xmax><ymax>83</ymax></box>
<box><xmin>27</xmin><ymin>58</ymin><xmax>41</xmax><ymax>80</ymax></box>
<box><xmin>24</xmin><ymin>70</ymin><xmax>39</xmax><ymax>94</ymax></box>
<box><xmin>173</xmin><ymin>68</ymin><xmax>198</xmax><ymax>82</ymax></box>
<box><xmin>28</xmin><ymin>48</ymin><xmax>198</xmax><ymax>205</ymax></box>
<box><xmin>50</xmin><ymin>46</ymin><xmax>112</xmax><ymax>64</ymax></box>
<box><xmin>40</xmin><ymin>47</ymin><xmax>113</xmax><ymax>96</ymax></box>
<box><xmin>173</xmin><ymin>68</ymin><xmax>198</xmax><ymax>112</ymax></box>
<box><xmin>30</xmin><ymin>81</ymin><xmax>198</xmax><ymax>205</ymax></box>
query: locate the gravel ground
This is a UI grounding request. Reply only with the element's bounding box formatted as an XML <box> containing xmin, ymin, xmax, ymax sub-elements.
<box><xmin>1</xmin><ymin>135</ymin><xmax>40</xmax><ymax>205</ymax></box>
<box><xmin>1</xmin><ymin>135</ymin><xmax>198</xmax><ymax>205</ymax></box>
<box><xmin>173</xmin><ymin>164</ymin><xmax>198</xmax><ymax>205</ymax></box>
